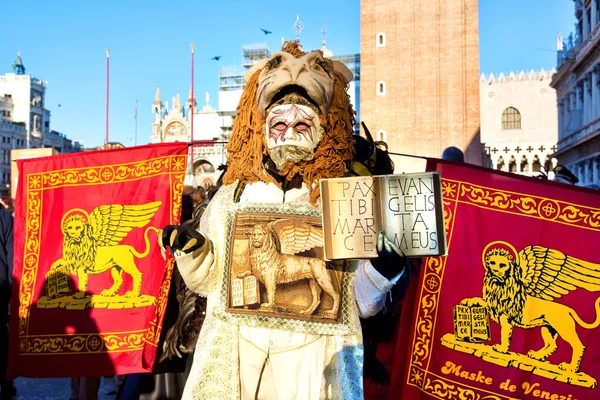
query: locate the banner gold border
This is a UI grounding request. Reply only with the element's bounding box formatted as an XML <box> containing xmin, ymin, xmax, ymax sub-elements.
<box><xmin>18</xmin><ymin>154</ymin><xmax>186</xmax><ymax>355</ymax></box>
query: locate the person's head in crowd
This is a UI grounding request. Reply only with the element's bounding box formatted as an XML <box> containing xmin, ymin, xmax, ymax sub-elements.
<box><xmin>181</xmin><ymin>185</ymin><xmax>195</xmax><ymax>223</ymax></box>
<box><xmin>0</xmin><ymin>196</ymin><xmax>13</xmax><ymax>212</ymax></box>
<box><xmin>441</xmin><ymin>146</ymin><xmax>465</xmax><ymax>162</ymax></box>
<box><xmin>192</xmin><ymin>186</ymin><xmax>207</xmax><ymax>206</ymax></box>
<box><xmin>552</xmin><ymin>165</ymin><xmax>579</xmax><ymax>185</ymax></box>
<box><xmin>182</xmin><ymin>185</ymin><xmax>195</xmax><ymax>196</ymax></box>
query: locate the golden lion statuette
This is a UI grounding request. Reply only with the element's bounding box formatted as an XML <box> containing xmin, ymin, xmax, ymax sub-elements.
<box><xmin>37</xmin><ymin>201</ymin><xmax>165</xmax><ymax>310</ymax></box>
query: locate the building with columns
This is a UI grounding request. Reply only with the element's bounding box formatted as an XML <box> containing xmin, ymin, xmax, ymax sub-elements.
<box><xmin>480</xmin><ymin>69</ymin><xmax>558</xmax><ymax>177</ymax></box>
<box><xmin>551</xmin><ymin>0</ymin><xmax>600</xmax><ymax>187</ymax></box>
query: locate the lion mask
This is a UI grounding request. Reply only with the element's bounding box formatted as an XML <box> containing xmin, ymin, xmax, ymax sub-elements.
<box><xmin>223</xmin><ymin>40</ymin><xmax>357</xmax><ymax>204</ymax></box>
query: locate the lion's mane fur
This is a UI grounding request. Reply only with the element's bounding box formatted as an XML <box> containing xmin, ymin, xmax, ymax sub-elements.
<box><xmin>223</xmin><ymin>40</ymin><xmax>356</xmax><ymax>204</ymax></box>
<box><xmin>248</xmin><ymin>225</ymin><xmax>280</xmax><ymax>284</ymax></box>
<box><xmin>63</xmin><ymin>215</ymin><xmax>97</xmax><ymax>273</ymax></box>
<box><xmin>482</xmin><ymin>249</ymin><xmax>526</xmax><ymax>324</ymax></box>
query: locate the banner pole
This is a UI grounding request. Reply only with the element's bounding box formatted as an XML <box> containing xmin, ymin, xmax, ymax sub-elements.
<box><xmin>189</xmin><ymin>43</ymin><xmax>195</xmax><ymax>181</ymax></box>
<box><xmin>105</xmin><ymin>48</ymin><xmax>110</xmax><ymax>150</ymax></box>
<box><xmin>191</xmin><ymin>43</ymin><xmax>195</xmax><ymax>141</ymax></box>
<box><xmin>135</xmin><ymin>99</ymin><xmax>138</xmax><ymax>146</ymax></box>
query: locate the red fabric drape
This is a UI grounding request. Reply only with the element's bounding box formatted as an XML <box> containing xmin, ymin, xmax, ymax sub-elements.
<box><xmin>8</xmin><ymin>143</ymin><xmax>188</xmax><ymax>378</ymax></box>
<box><xmin>389</xmin><ymin>159</ymin><xmax>600</xmax><ymax>400</ymax></box>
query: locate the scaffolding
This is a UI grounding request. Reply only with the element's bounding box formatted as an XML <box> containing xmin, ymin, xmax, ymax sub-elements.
<box><xmin>219</xmin><ymin>65</ymin><xmax>245</xmax><ymax>91</ymax></box>
<box><xmin>242</xmin><ymin>43</ymin><xmax>271</xmax><ymax>69</ymax></box>
<box><xmin>219</xmin><ymin>43</ymin><xmax>272</xmax><ymax>92</ymax></box>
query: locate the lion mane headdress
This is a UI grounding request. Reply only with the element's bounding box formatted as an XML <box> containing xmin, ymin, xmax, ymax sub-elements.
<box><xmin>222</xmin><ymin>40</ymin><xmax>356</xmax><ymax>204</ymax></box>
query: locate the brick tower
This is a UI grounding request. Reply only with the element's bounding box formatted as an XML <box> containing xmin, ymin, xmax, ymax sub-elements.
<box><xmin>360</xmin><ymin>0</ymin><xmax>482</xmax><ymax>165</ymax></box>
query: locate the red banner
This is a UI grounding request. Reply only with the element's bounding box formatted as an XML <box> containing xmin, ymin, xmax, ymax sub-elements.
<box><xmin>8</xmin><ymin>143</ymin><xmax>188</xmax><ymax>378</ymax></box>
<box><xmin>391</xmin><ymin>160</ymin><xmax>600</xmax><ymax>400</ymax></box>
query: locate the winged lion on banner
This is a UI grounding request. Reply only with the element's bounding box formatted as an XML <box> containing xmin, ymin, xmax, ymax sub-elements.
<box><xmin>237</xmin><ymin>219</ymin><xmax>340</xmax><ymax>317</ymax></box>
<box><xmin>48</xmin><ymin>201</ymin><xmax>162</xmax><ymax>299</ymax></box>
<box><xmin>461</xmin><ymin>241</ymin><xmax>600</xmax><ymax>373</ymax></box>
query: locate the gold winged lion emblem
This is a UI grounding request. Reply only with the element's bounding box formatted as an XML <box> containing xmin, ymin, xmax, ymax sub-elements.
<box><xmin>460</xmin><ymin>241</ymin><xmax>600</xmax><ymax>375</ymax></box>
<box><xmin>238</xmin><ymin>219</ymin><xmax>340</xmax><ymax>317</ymax></box>
<box><xmin>48</xmin><ymin>201</ymin><xmax>162</xmax><ymax>300</ymax></box>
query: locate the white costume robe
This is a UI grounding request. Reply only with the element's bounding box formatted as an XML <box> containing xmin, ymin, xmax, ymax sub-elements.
<box><xmin>175</xmin><ymin>181</ymin><xmax>398</xmax><ymax>400</ymax></box>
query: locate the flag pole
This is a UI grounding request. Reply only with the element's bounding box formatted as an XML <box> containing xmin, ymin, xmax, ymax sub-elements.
<box><xmin>191</xmin><ymin>43</ymin><xmax>195</xmax><ymax>140</ymax></box>
<box><xmin>105</xmin><ymin>48</ymin><xmax>110</xmax><ymax>150</ymax></box>
<box><xmin>189</xmin><ymin>43</ymin><xmax>195</xmax><ymax>182</ymax></box>
<box><xmin>135</xmin><ymin>99</ymin><xmax>138</xmax><ymax>146</ymax></box>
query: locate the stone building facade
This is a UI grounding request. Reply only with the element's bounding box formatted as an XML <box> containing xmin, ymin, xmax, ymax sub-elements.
<box><xmin>551</xmin><ymin>0</ymin><xmax>600</xmax><ymax>187</ymax></box>
<box><xmin>150</xmin><ymin>87</ymin><xmax>227</xmax><ymax>188</ymax></box>
<box><xmin>360</xmin><ymin>0</ymin><xmax>482</xmax><ymax>165</ymax></box>
<box><xmin>480</xmin><ymin>70</ymin><xmax>558</xmax><ymax>177</ymax></box>
<box><xmin>0</xmin><ymin>53</ymin><xmax>81</xmax><ymax>194</ymax></box>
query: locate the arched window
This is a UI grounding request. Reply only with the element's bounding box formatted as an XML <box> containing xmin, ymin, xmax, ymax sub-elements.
<box><xmin>532</xmin><ymin>155</ymin><xmax>541</xmax><ymax>172</ymax></box>
<box><xmin>376</xmin><ymin>130</ymin><xmax>387</xmax><ymax>142</ymax></box>
<box><xmin>501</xmin><ymin>107</ymin><xmax>521</xmax><ymax>130</ymax></box>
<box><xmin>544</xmin><ymin>155</ymin><xmax>553</xmax><ymax>173</ymax></box>
<box><xmin>520</xmin><ymin>155</ymin><xmax>529</xmax><ymax>172</ymax></box>
<box><xmin>376</xmin><ymin>32</ymin><xmax>386</xmax><ymax>47</ymax></box>
<box><xmin>496</xmin><ymin>156</ymin><xmax>505</xmax><ymax>171</ymax></box>
<box><xmin>377</xmin><ymin>81</ymin><xmax>386</xmax><ymax>96</ymax></box>
<box><xmin>508</xmin><ymin>155</ymin><xmax>517</xmax><ymax>172</ymax></box>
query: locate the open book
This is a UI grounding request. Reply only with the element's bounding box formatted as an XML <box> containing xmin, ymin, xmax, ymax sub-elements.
<box><xmin>453</xmin><ymin>304</ymin><xmax>491</xmax><ymax>342</ymax></box>
<box><xmin>231</xmin><ymin>274</ymin><xmax>261</xmax><ymax>308</ymax></box>
<box><xmin>320</xmin><ymin>172</ymin><xmax>446</xmax><ymax>260</ymax></box>
<box><xmin>45</xmin><ymin>268</ymin><xmax>72</xmax><ymax>298</ymax></box>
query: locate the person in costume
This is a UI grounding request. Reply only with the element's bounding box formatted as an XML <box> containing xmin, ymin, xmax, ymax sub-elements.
<box><xmin>162</xmin><ymin>41</ymin><xmax>409</xmax><ymax>399</ymax></box>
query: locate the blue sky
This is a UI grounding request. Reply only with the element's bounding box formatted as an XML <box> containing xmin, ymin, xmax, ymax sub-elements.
<box><xmin>0</xmin><ymin>0</ymin><xmax>575</xmax><ymax>148</ymax></box>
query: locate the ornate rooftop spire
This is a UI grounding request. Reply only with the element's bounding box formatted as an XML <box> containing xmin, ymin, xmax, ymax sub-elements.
<box><xmin>292</xmin><ymin>15</ymin><xmax>304</xmax><ymax>40</ymax></box>
<box><xmin>12</xmin><ymin>51</ymin><xmax>26</xmax><ymax>75</ymax></box>
<box><xmin>154</xmin><ymin>85</ymin><xmax>162</xmax><ymax>106</ymax></box>
<box><xmin>320</xmin><ymin>24</ymin><xmax>333</xmax><ymax>58</ymax></box>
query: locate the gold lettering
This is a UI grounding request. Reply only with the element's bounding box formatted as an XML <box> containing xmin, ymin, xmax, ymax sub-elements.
<box><xmin>522</xmin><ymin>382</ymin><xmax>541</xmax><ymax>395</ymax></box>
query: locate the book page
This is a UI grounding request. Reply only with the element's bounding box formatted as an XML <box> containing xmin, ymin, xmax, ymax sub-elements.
<box><xmin>470</xmin><ymin>306</ymin><xmax>491</xmax><ymax>342</ymax></box>
<box><xmin>231</xmin><ymin>278</ymin><xmax>244</xmax><ymax>307</ymax></box>
<box><xmin>320</xmin><ymin>176</ymin><xmax>382</xmax><ymax>259</ymax></box>
<box><xmin>377</xmin><ymin>172</ymin><xmax>446</xmax><ymax>256</ymax></box>
<box><xmin>243</xmin><ymin>275</ymin><xmax>260</xmax><ymax>307</ymax></box>
<box><xmin>453</xmin><ymin>305</ymin><xmax>472</xmax><ymax>341</ymax></box>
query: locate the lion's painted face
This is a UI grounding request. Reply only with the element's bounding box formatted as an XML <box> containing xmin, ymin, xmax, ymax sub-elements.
<box><xmin>64</xmin><ymin>219</ymin><xmax>85</xmax><ymax>240</ymax></box>
<box><xmin>485</xmin><ymin>254</ymin><xmax>512</xmax><ymax>281</ymax></box>
<box><xmin>257</xmin><ymin>51</ymin><xmax>335</xmax><ymax>118</ymax></box>
<box><xmin>250</xmin><ymin>225</ymin><xmax>268</xmax><ymax>248</ymax></box>
<box><xmin>265</xmin><ymin>103</ymin><xmax>322</xmax><ymax>169</ymax></box>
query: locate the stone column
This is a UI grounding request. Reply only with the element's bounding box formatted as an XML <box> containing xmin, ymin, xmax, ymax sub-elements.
<box><xmin>584</xmin><ymin>160</ymin><xmax>591</xmax><ymax>185</ymax></box>
<box><xmin>586</xmin><ymin>73</ymin><xmax>593</xmax><ymax>125</ymax></box>
<box><xmin>594</xmin><ymin>0</ymin><xmax>598</xmax><ymax>29</ymax></box>
<box><xmin>592</xmin><ymin>67</ymin><xmax>599</xmax><ymax>122</ymax></box>
<box><xmin>593</xmin><ymin>158</ymin><xmax>599</xmax><ymax>184</ymax></box>
<box><xmin>558</xmin><ymin>100</ymin><xmax>564</xmax><ymax>132</ymax></box>
<box><xmin>577</xmin><ymin>84</ymin><xmax>584</xmax><ymax>130</ymax></box>
<box><xmin>570</xmin><ymin>90</ymin><xmax>576</xmax><ymax>131</ymax></box>
<box><xmin>577</xmin><ymin>163</ymin><xmax>584</xmax><ymax>184</ymax></box>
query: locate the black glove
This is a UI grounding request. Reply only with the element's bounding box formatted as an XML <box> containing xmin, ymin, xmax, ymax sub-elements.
<box><xmin>161</xmin><ymin>225</ymin><xmax>205</xmax><ymax>254</ymax></box>
<box><xmin>370</xmin><ymin>232</ymin><xmax>408</xmax><ymax>281</ymax></box>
